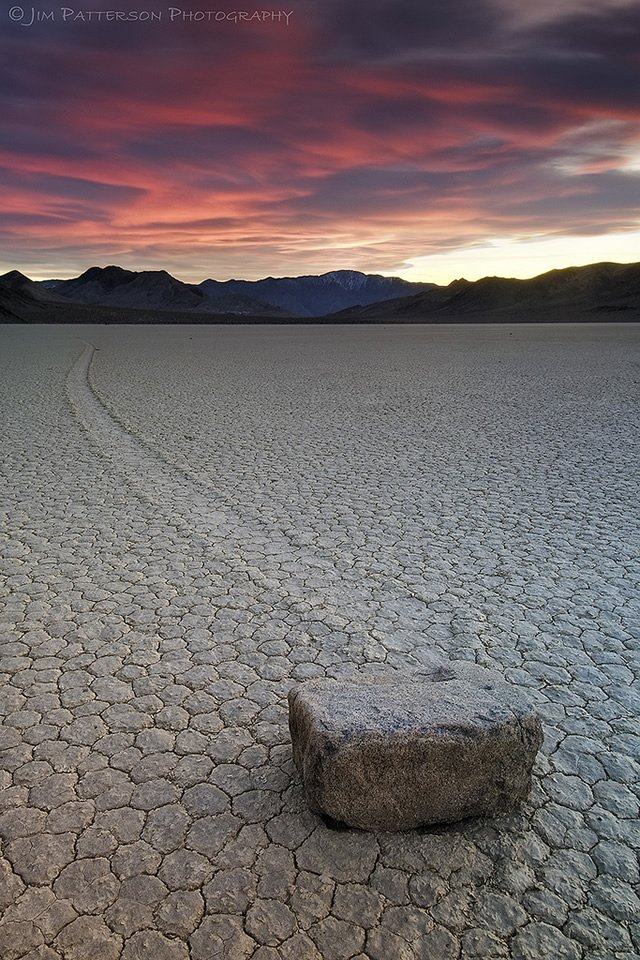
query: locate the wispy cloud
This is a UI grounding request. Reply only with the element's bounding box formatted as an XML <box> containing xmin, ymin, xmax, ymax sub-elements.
<box><xmin>1</xmin><ymin>0</ymin><xmax>638</xmax><ymax>280</ymax></box>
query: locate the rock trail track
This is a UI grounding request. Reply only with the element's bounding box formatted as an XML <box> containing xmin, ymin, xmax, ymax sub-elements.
<box><xmin>0</xmin><ymin>322</ymin><xmax>639</xmax><ymax>959</ymax></box>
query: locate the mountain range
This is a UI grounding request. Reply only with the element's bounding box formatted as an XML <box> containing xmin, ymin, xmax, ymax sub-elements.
<box><xmin>334</xmin><ymin>261</ymin><xmax>640</xmax><ymax>321</ymax></box>
<box><xmin>1</xmin><ymin>261</ymin><xmax>639</xmax><ymax>323</ymax></box>
<box><xmin>38</xmin><ymin>266</ymin><xmax>431</xmax><ymax>318</ymax></box>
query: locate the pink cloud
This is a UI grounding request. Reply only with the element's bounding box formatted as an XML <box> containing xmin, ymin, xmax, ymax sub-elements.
<box><xmin>1</xmin><ymin>1</ymin><xmax>639</xmax><ymax>279</ymax></box>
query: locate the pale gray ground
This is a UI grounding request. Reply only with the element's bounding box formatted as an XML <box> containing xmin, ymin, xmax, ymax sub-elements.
<box><xmin>0</xmin><ymin>321</ymin><xmax>639</xmax><ymax>960</ymax></box>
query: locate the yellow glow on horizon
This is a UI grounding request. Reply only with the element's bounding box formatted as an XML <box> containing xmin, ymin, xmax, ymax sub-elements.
<box><xmin>6</xmin><ymin>229</ymin><xmax>639</xmax><ymax>286</ymax></box>
<box><xmin>394</xmin><ymin>231</ymin><xmax>640</xmax><ymax>285</ymax></box>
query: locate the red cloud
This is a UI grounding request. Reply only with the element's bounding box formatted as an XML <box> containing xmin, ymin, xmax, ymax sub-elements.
<box><xmin>1</xmin><ymin>6</ymin><xmax>639</xmax><ymax>280</ymax></box>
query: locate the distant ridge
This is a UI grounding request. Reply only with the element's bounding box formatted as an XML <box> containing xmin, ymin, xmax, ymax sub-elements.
<box><xmin>0</xmin><ymin>269</ymin><xmax>67</xmax><ymax>321</ymax></box>
<box><xmin>332</xmin><ymin>262</ymin><xmax>640</xmax><ymax>321</ymax></box>
<box><xmin>1</xmin><ymin>261</ymin><xmax>639</xmax><ymax>323</ymax></box>
<box><xmin>46</xmin><ymin>265</ymin><xmax>289</xmax><ymax>316</ymax></box>
<box><xmin>199</xmin><ymin>269</ymin><xmax>433</xmax><ymax>316</ymax></box>
<box><xmin>1</xmin><ymin>268</ymin><xmax>67</xmax><ymax>303</ymax></box>
<box><xmin>40</xmin><ymin>266</ymin><xmax>432</xmax><ymax>317</ymax></box>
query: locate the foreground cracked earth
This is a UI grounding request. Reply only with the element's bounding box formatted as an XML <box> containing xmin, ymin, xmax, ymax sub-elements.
<box><xmin>0</xmin><ymin>322</ymin><xmax>639</xmax><ymax>960</ymax></box>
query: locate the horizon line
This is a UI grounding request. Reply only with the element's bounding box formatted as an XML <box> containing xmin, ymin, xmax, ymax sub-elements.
<box><xmin>6</xmin><ymin>256</ymin><xmax>640</xmax><ymax>289</ymax></box>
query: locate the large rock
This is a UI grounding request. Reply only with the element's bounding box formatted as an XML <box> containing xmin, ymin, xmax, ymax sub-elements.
<box><xmin>288</xmin><ymin>664</ymin><xmax>543</xmax><ymax>830</ymax></box>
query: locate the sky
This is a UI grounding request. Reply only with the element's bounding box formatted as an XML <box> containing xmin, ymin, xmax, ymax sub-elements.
<box><xmin>1</xmin><ymin>0</ymin><xmax>640</xmax><ymax>283</ymax></box>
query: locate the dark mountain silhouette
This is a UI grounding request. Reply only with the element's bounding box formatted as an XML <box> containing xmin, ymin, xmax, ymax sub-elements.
<box><xmin>2</xmin><ymin>261</ymin><xmax>639</xmax><ymax>323</ymax></box>
<box><xmin>0</xmin><ymin>270</ymin><xmax>59</xmax><ymax>320</ymax></box>
<box><xmin>334</xmin><ymin>262</ymin><xmax>640</xmax><ymax>321</ymax></box>
<box><xmin>46</xmin><ymin>265</ymin><xmax>288</xmax><ymax>316</ymax></box>
<box><xmin>34</xmin><ymin>266</ymin><xmax>433</xmax><ymax>316</ymax></box>
<box><xmin>45</xmin><ymin>265</ymin><xmax>433</xmax><ymax>316</ymax></box>
<box><xmin>199</xmin><ymin>270</ymin><xmax>433</xmax><ymax>317</ymax></box>
<box><xmin>2</xmin><ymin>269</ymin><xmax>67</xmax><ymax>303</ymax></box>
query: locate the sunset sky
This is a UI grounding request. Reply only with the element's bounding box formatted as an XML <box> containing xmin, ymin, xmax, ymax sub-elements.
<box><xmin>2</xmin><ymin>0</ymin><xmax>639</xmax><ymax>283</ymax></box>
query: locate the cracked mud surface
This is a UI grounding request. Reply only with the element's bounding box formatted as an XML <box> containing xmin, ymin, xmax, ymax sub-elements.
<box><xmin>1</xmin><ymin>322</ymin><xmax>639</xmax><ymax>959</ymax></box>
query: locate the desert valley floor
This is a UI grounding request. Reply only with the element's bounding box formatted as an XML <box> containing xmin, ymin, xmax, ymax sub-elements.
<box><xmin>1</xmin><ymin>321</ymin><xmax>639</xmax><ymax>960</ymax></box>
